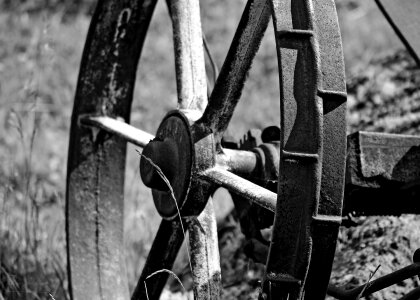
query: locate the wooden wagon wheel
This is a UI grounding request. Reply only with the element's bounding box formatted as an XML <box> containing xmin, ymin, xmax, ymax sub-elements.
<box><xmin>65</xmin><ymin>0</ymin><xmax>346</xmax><ymax>299</ymax></box>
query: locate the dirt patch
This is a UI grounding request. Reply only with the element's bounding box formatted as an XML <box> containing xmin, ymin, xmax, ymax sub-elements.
<box><xmin>329</xmin><ymin>50</ymin><xmax>420</xmax><ymax>299</ymax></box>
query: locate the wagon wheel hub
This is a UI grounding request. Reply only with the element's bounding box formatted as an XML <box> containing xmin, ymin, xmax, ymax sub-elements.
<box><xmin>140</xmin><ymin>111</ymin><xmax>194</xmax><ymax>219</ymax></box>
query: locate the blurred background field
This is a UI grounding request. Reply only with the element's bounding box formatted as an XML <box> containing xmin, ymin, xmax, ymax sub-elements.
<box><xmin>0</xmin><ymin>0</ymin><xmax>413</xmax><ymax>299</ymax></box>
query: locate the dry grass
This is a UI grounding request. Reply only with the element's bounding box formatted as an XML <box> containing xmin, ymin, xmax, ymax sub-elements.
<box><xmin>0</xmin><ymin>10</ymin><xmax>86</xmax><ymax>300</ymax></box>
<box><xmin>0</xmin><ymin>0</ymin><xmax>405</xmax><ymax>299</ymax></box>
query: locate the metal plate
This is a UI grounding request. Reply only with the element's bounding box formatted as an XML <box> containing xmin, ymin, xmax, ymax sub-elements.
<box><xmin>345</xmin><ymin>131</ymin><xmax>420</xmax><ymax>216</ymax></box>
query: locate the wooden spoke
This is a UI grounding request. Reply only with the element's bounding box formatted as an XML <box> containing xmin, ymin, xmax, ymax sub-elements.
<box><xmin>168</xmin><ymin>0</ymin><xmax>208</xmax><ymax>114</ymax></box>
<box><xmin>187</xmin><ymin>198</ymin><xmax>222</xmax><ymax>299</ymax></box>
<box><xmin>194</xmin><ymin>0</ymin><xmax>271</xmax><ymax>141</ymax></box>
<box><xmin>80</xmin><ymin>115</ymin><xmax>155</xmax><ymax>148</ymax></box>
<box><xmin>131</xmin><ymin>219</ymin><xmax>185</xmax><ymax>300</ymax></box>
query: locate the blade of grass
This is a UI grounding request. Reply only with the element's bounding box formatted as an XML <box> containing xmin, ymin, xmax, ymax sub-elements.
<box><xmin>356</xmin><ymin>265</ymin><xmax>381</xmax><ymax>300</ymax></box>
<box><xmin>144</xmin><ymin>269</ymin><xmax>189</xmax><ymax>300</ymax></box>
<box><xmin>137</xmin><ymin>150</ymin><xmax>193</xmax><ymax>297</ymax></box>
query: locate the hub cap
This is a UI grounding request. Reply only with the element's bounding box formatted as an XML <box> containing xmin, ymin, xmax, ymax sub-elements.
<box><xmin>140</xmin><ymin>111</ymin><xmax>194</xmax><ymax>219</ymax></box>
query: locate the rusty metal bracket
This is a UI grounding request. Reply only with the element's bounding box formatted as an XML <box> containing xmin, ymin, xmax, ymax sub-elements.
<box><xmin>345</xmin><ymin>131</ymin><xmax>420</xmax><ymax>216</ymax></box>
<box><xmin>187</xmin><ymin>199</ymin><xmax>222</xmax><ymax>300</ymax></box>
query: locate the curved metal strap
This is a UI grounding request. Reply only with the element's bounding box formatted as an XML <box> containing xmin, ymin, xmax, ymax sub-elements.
<box><xmin>66</xmin><ymin>1</ymin><xmax>157</xmax><ymax>299</ymax></box>
<box><xmin>264</xmin><ymin>0</ymin><xmax>323</xmax><ymax>298</ymax></box>
<box><xmin>305</xmin><ymin>0</ymin><xmax>347</xmax><ymax>298</ymax></box>
<box><xmin>263</xmin><ymin>0</ymin><xmax>346</xmax><ymax>299</ymax></box>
